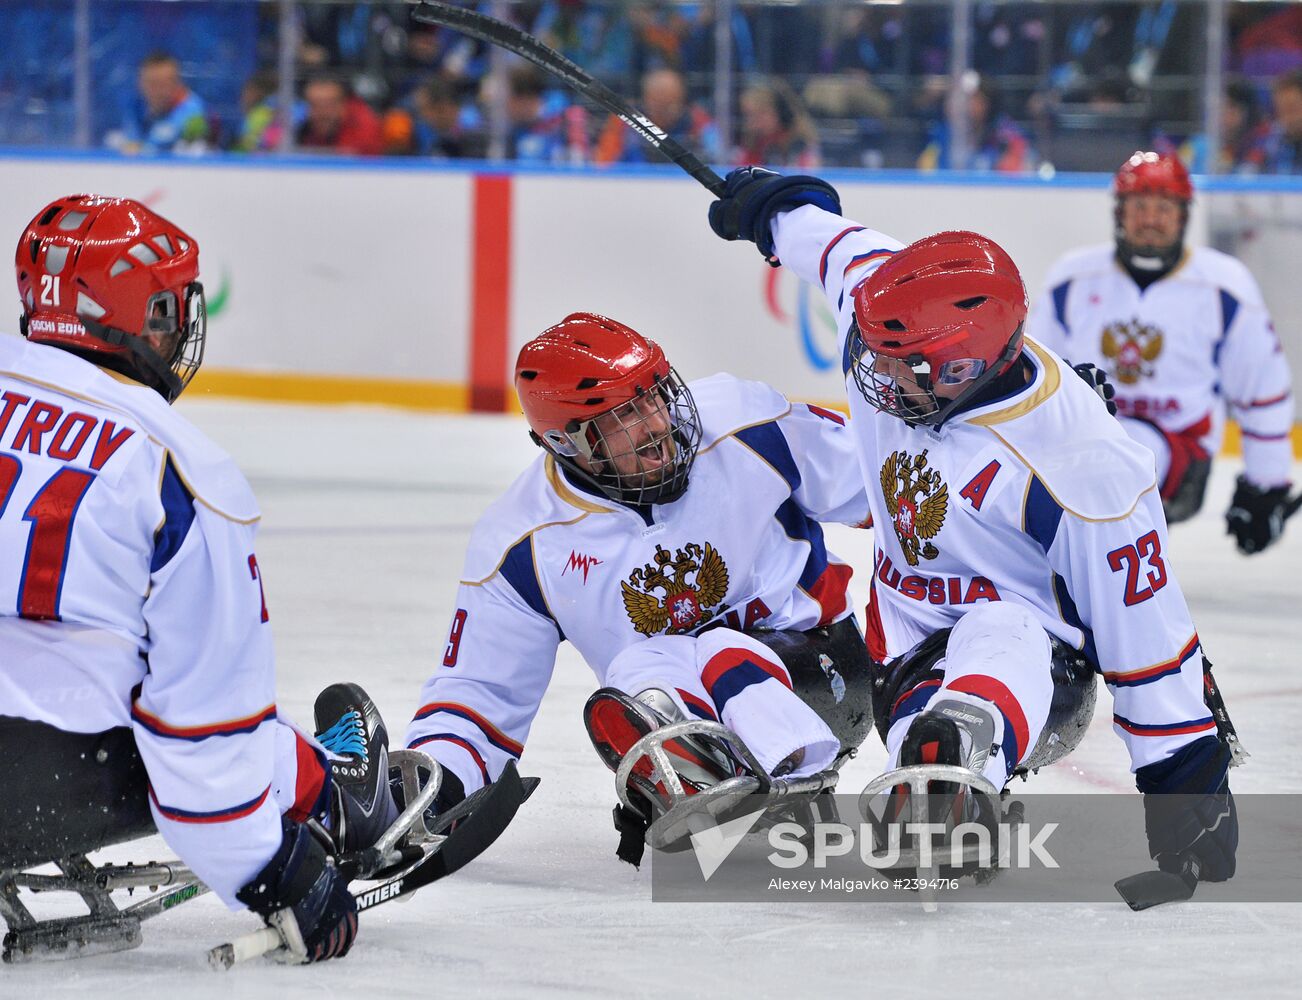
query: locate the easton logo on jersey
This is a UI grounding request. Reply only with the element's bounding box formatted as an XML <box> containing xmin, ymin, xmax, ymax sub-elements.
<box><xmin>1101</xmin><ymin>319</ymin><xmax>1164</xmax><ymax>384</ymax></box>
<box><xmin>880</xmin><ymin>449</ymin><xmax>948</xmax><ymax>567</ymax></box>
<box><xmin>621</xmin><ymin>542</ymin><xmax>730</xmax><ymax>636</ymax></box>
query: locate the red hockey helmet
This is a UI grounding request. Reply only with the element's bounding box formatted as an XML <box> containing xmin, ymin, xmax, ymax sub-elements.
<box><xmin>1113</xmin><ymin>150</ymin><xmax>1193</xmax><ymax>201</ymax></box>
<box><xmin>1112</xmin><ymin>151</ymin><xmax>1192</xmax><ymax>271</ymax></box>
<box><xmin>515</xmin><ymin>312</ymin><xmax>702</xmax><ymax>506</ymax></box>
<box><xmin>15</xmin><ymin>195</ymin><xmax>206</xmax><ymax>402</ymax></box>
<box><xmin>849</xmin><ymin>230</ymin><xmax>1027</xmax><ymax>426</ymax></box>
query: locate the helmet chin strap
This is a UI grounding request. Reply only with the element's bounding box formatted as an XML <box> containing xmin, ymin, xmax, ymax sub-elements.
<box><xmin>1116</xmin><ymin>235</ymin><xmax>1184</xmax><ymax>275</ymax></box>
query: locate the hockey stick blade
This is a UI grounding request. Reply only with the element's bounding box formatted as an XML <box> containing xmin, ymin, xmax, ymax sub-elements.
<box><xmin>1114</xmin><ymin>855</ymin><xmax>1199</xmax><ymax>911</ymax></box>
<box><xmin>1285</xmin><ymin>492</ymin><xmax>1302</xmax><ymax>523</ymax></box>
<box><xmin>365</xmin><ymin>759</ymin><xmax>534</xmax><ymax>899</ymax></box>
<box><xmin>208</xmin><ymin>762</ymin><xmax>537</xmax><ymax>969</ymax></box>
<box><xmin>410</xmin><ymin>1</ymin><xmax>725</xmax><ymax>196</ymax></box>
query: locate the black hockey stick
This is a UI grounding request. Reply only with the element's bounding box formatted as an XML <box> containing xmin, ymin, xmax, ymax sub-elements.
<box><xmin>1114</xmin><ymin>655</ymin><xmax>1242</xmax><ymax>910</ymax></box>
<box><xmin>410</xmin><ymin>1</ymin><xmax>725</xmax><ymax>196</ymax></box>
<box><xmin>1201</xmin><ymin>655</ymin><xmax>1248</xmax><ymax>767</ymax></box>
<box><xmin>208</xmin><ymin>762</ymin><xmax>538</xmax><ymax>968</ymax></box>
<box><xmin>1115</xmin><ymin>855</ymin><xmax>1199</xmax><ymax>911</ymax></box>
<box><xmin>1285</xmin><ymin>491</ymin><xmax>1302</xmax><ymax>523</ymax></box>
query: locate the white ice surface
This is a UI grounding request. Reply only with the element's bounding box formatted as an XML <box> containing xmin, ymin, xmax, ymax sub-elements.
<box><xmin>5</xmin><ymin>399</ymin><xmax>1300</xmax><ymax>999</ymax></box>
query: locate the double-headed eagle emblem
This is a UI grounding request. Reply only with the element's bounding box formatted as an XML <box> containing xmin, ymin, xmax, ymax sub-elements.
<box><xmin>621</xmin><ymin>542</ymin><xmax>730</xmax><ymax>636</ymax></box>
<box><xmin>1101</xmin><ymin>319</ymin><xmax>1163</xmax><ymax>384</ymax></box>
<box><xmin>880</xmin><ymin>449</ymin><xmax>948</xmax><ymax>567</ymax></box>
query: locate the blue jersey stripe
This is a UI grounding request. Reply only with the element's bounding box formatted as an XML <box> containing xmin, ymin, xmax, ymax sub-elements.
<box><xmin>152</xmin><ymin>457</ymin><xmax>196</xmax><ymax>572</ymax></box>
<box><xmin>1024</xmin><ymin>475</ymin><xmax>1064</xmax><ymax>555</ymax></box>
<box><xmin>501</xmin><ymin>535</ymin><xmax>563</xmax><ymax>638</ymax></box>
<box><xmin>1050</xmin><ymin>280</ymin><xmax>1071</xmax><ymax>332</ymax></box>
<box><xmin>774</xmin><ymin>498</ymin><xmax>831</xmax><ymax>592</ymax></box>
<box><xmin>1053</xmin><ymin>573</ymin><xmax>1098</xmax><ymax>668</ymax></box>
<box><xmin>1214</xmin><ymin>289</ymin><xmax>1240</xmax><ymax>368</ymax></box>
<box><xmin>734</xmin><ymin>421</ymin><xmax>801</xmax><ymax>492</ymax></box>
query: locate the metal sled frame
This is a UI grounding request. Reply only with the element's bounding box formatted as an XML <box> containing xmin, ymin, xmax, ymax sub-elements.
<box><xmin>0</xmin><ymin>749</ymin><xmax>442</xmax><ymax>964</ymax></box>
<box><xmin>1</xmin><ymin>856</ymin><xmax>206</xmax><ymax>964</ymax></box>
<box><xmin>614</xmin><ymin>719</ymin><xmax>840</xmax><ymax>851</ymax></box>
<box><xmin>859</xmin><ymin>764</ymin><xmax>1004</xmax><ymax>912</ymax></box>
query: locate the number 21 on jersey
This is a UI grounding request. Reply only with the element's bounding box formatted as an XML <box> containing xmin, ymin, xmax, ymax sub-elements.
<box><xmin>0</xmin><ymin>455</ymin><xmax>96</xmax><ymax>619</ymax></box>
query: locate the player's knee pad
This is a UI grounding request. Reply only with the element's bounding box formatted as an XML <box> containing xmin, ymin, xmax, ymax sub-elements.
<box><xmin>0</xmin><ymin>717</ymin><xmax>153</xmax><ymax>868</ymax></box>
<box><xmin>1016</xmin><ymin>638</ymin><xmax>1098</xmax><ymax>774</ymax></box>
<box><xmin>948</xmin><ymin>599</ymin><xmax>1043</xmax><ymax>649</ymax></box>
<box><xmin>748</xmin><ymin>617</ymin><xmax>874</xmax><ymax>763</ymax></box>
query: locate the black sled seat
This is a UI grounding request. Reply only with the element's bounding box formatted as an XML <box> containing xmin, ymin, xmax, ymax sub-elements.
<box><xmin>0</xmin><ymin>717</ymin><xmax>154</xmax><ymax>869</ymax></box>
<box><xmin>0</xmin><ymin>717</ymin><xmax>188</xmax><ymax>963</ymax></box>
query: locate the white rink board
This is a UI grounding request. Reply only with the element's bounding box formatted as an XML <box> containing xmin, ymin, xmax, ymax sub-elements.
<box><xmin>1</xmin><ymin>156</ymin><xmax>1262</xmax><ymax>405</ymax></box>
<box><xmin>0</xmin><ymin>157</ymin><xmax>474</xmax><ymax>383</ymax></box>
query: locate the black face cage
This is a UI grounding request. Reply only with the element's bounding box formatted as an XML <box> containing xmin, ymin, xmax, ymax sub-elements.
<box><xmin>552</xmin><ymin>369</ymin><xmax>703</xmax><ymax>507</ymax></box>
<box><xmin>1113</xmin><ymin>197</ymin><xmax>1189</xmax><ymax>272</ymax></box>
<box><xmin>848</xmin><ymin>319</ymin><xmax>1022</xmax><ymax>428</ymax></box>
<box><xmin>71</xmin><ymin>281</ymin><xmax>206</xmax><ymax>404</ymax></box>
<box><xmin>167</xmin><ymin>281</ymin><xmax>207</xmax><ymax>398</ymax></box>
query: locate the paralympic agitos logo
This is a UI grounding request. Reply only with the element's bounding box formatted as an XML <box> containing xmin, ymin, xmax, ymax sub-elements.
<box><xmin>763</xmin><ymin>267</ymin><xmax>841</xmax><ymax>372</ymax></box>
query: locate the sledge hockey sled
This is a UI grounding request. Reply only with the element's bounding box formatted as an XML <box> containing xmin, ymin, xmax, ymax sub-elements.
<box><xmin>1</xmin><ymin>748</ymin><xmax>443</xmax><ymax>964</ymax></box>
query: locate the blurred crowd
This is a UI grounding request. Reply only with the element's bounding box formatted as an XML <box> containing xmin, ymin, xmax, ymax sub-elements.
<box><xmin>7</xmin><ymin>1</ymin><xmax>1302</xmax><ymax>174</ymax></box>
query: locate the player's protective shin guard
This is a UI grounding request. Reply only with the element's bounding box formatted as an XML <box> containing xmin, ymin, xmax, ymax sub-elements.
<box><xmin>314</xmin><ymin>683</ymin><xmax>400</xmax><ymax>854</ymax></box>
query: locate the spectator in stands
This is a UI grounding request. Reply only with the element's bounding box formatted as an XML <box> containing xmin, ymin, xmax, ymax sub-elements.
<box><xmin>917</xmin><ymin>73</ymin><xmax>1035</xmax><ymax>173</ymax></box>
<box><xmin>1179</xmin><ymin>79</ymin><xmax>1268</xmax><ymax>174</ymax></box>
<box><xmin>1233</xmin><ymin>3</ymin><xmax>1302</xmax><ymax>79</ymax></box>
<box><xmin>628</xmin><ymin>2</ymin><xmax>713</xmax><ymax>74</ymax></box>
<box><xmin>232</xmin><ymin>69</ymin><xmax>306</xmax><ymax>153</ymax></box>
<box><xmin>1245</xmin><ymin>70</ymin><xmax>1302</xmax><ymax>174</ymax></box>
<box><xmin>535</xmin><ymin>1</ymin><xmax>635</xmax><ymax>82</ymax></box>
<box><xmin>734</xmin><ymin>79</ymin><xmax>820</xmax><ymax>169</ymax></box>
<box><xmin>503</xmin><ymin>65</ymin><xmax>587</xmax><ymax>164</ymax></box>
<box><xmin>296</xmin><ymin>74</ymin><xmax>384</xmax><ymax>156</ymax></box>
<box><xmin>406</xmin><ymin>78</ymin><xmax>487</xmax><ymax>160</ymax></box>
<box><xmin>106</xmin><ymin>52</ymin><xmax>209</xmax><ymax>155</ymax></box>
<box><xmin>594</xmin><ymin>68</ymin><xmax>718</xmax><ymax>166</ymax></box>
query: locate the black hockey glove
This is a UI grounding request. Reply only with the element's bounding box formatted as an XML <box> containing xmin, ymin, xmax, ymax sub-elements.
<box><xmin>1225</xmin><ymin>475</ymin><xmax>1293</xmax><ymax>555</ymax></box>
<box><xmin>1066</xmin><ymin>360</ymin><xmax>1117</xmax><ymax>416</ymax></box>
<box><xmin>1135</xmin><ymin>735</ymin><xmax>1237</xmax><ymax>883</ymax></box>
<box><xmin>236</xmin><ymin>818</ymin><xmax>359</xmax><ymax>963</ymax></box>
<box><xmin>708</xmin><ymin>167</ymin><xmax>841</xmax><ymax>264</ymax></box>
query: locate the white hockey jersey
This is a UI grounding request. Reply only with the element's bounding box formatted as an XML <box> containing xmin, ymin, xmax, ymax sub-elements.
<box><xmin>771</xmin><ymin>206</ymin><xmax>1215</xmax><ymax>773</ymax></box>
<box><xmin>1027</xmin><ymin>242</ymin><xmax>1295</xmax><ymax>487</ymax></box>
<box><xmin>405</xmin><ymin>374</ymin><xmax>869</xmax><ymax>794</ymax></box>
<box><xmin>0</xmin><ymin>333</ymin><xmax>281</xmax><ymax>906</ymax></box>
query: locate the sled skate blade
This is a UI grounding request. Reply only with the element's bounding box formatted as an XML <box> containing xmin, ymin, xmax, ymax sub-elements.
<box><xmin>648</xmin><ymin>769</ymin><xmax>841</xmax><ymax>852</ymax></box>
<box><xmin>3</xmin><ymin>914</ymin><xmax>142</xmax><ymax>964</ymax></box>
<box><xmin>1</xmin><ymin>855</ymin><xmax>207</xmax><ymax>964</ymax></box>
<box><xmin>860</xmin><ymin>764</ymin><xmax>1001</xmax><ymax>910</ymax></box>
<box><xmin>613</xmin><ymin>719</ymin><xmax>766</xmax><ymax>815</ymax></box>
